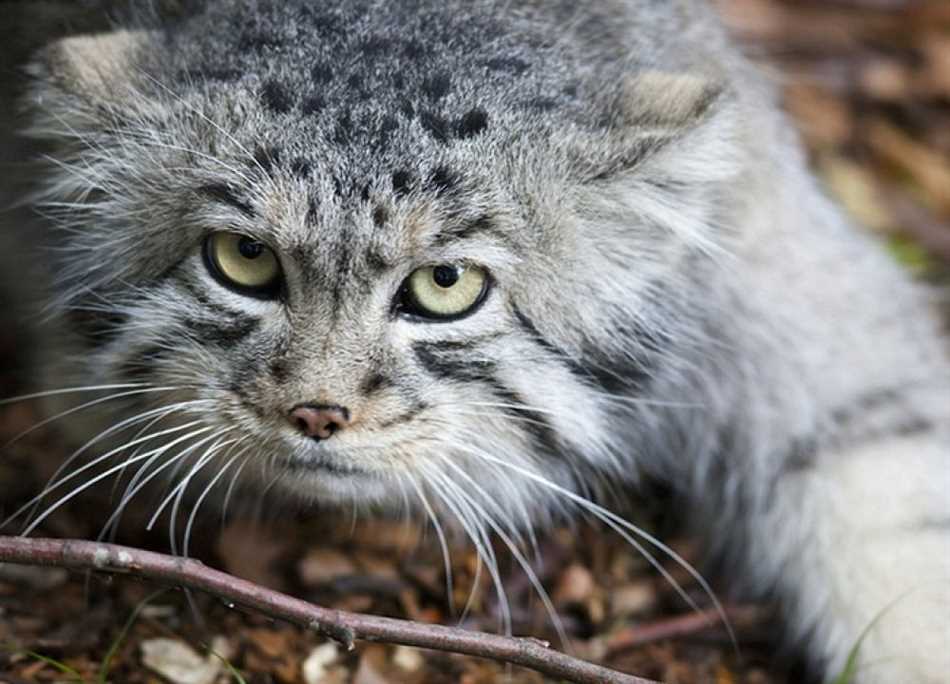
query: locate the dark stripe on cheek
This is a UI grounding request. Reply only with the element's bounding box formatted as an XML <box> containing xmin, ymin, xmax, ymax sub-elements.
<box><xmin>412</xmin><ymin>339</ymin><xmax>565</xmax><ymax>458</ymax></box>
<box><xmin>512</xmin><ymin>302</ymin><xmax>653</xmax><ymax>394</ymax></box>
<box><xmin>379</xmin><ymin>398</ymin><xmax>428</xmax><ymax>429</ymax></box>
<box><xmin>511</xmin><ymin>304</ymin><xmax>585</xmax><ymax>376</ymax></box>
<box><xmin>179</xmin><ymin>279</ymin><xmax>258</xmax><ymax>322</ymax></box>
<box><xmin>412</xmin><ymin>342</ymin><xmax>495</xmax><ymax>382</ymax></box>
<box><xmin>484</xmin><ymin>378</ymin><xmax>563</xmax><ymax>458</ymax></box>
<box><xmin>180</xmin><ymin>315</ymin><xmax>259</xmax><ymax>348</ymax></box>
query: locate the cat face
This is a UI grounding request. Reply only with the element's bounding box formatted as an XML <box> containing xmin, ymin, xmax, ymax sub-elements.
<box><xmin>24</xmin><ymin>1</ymin><xmax>740</xmax><ymax>524</ymax></box>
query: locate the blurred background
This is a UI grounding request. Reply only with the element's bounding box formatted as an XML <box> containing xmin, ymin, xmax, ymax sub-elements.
<box><xmin>0</xmin><ymin>1</ymin><xmax>948</xmax><ymax>683</ymax></box>
<box><xmin>717</xmin><ymin>0</ymin><xmax>950</xmax><ymax>278</ymax></box>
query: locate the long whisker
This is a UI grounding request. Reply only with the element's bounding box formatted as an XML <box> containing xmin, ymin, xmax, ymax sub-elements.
<box><xmin>5</xmin><ymin>419</ymin><xmax>207</xmax><ymax>530</ymax></box>
<box><xmin>0</xmin><ymin>382</ymin><xmax>150</xmax><ymax>406</ymax></box>
<box><xmin>423</xmin><ymin>464</ymin><xmax>512</xmax><ymax>637</ymax></box>
<box><xmin>106</xmin><ymin>399</ymin><xmax>217</xmax><ymax>501</ymax></box>
<box><xmin>147</xmin><ymin>431</ymin><xmax>233</xmax><ymax>541</ymax></box>
<box><xmin>2</xmin><ymin>386</ymin><xmax>182</xmax><ymax>450</ymax></box>
<box><xmin>98</xmin><ymin>427</ymin><xmax>229</xmax><ymax>541</ymax></box>
<box><xmin>19</xmin><ymin>425</ymin><xmax>215</xmax><ymax>536</ymax></box>
<box><xmin>465</xmin><ymin>445</ymin><xmax>738</xmax><ymax>653</ymax></box>
<box><xmin>407</xmin><ymin>475</ymin><xmax>456</xmax><ymax>617</ymax></box>
<box><xmin>182</xmin><ymin>437</ymin><xmax>248</xmax><ymax>557</ymax></box>
<box><xmin>433</xmin><ymin>463</ymin><xmax>571</xmax><ymax>649</ymax></box>
<box><xmin>221</xmin><ymin>448</ymin><xmax>254</xmax><ymax>524</ymax></box>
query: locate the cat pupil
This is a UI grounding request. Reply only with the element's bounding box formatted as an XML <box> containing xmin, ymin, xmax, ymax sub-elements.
<box><xmin>238</xmin><ymin>237</ymin><xmax>264</xmax><ymax>260</ymax></box>
<box><xmin>433</xmin><ymin>265</ymin><xmax>459</xmax><ymax>288</ymax></box>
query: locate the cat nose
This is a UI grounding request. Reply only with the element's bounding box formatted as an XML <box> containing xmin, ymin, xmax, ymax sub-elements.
<box><xmin>288</xmin><ymin>404</ymin><xmax>351</xmax><ymax>440</ymax></box>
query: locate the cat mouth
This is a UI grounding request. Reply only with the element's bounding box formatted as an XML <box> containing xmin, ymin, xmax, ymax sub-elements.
<box><xmin>280</xmin><ymin>455</ymin><xmax>366</xmax><ymax>477</ymax></box>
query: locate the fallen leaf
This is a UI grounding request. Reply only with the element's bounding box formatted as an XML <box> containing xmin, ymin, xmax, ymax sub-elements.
<box><xmin>141</xmin><ymin>638</ymin><xmax>221</xmax><ymax>684</ymax></box>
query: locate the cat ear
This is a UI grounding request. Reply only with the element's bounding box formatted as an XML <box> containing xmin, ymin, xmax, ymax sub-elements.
<box><xmin>617</xmin><ymin>70</ymin><xmax>724</xmax><ymax>130</ymax></box>
<box><xmin>585</xmin><ymin>70</ymin><xmax>742</xmax><ymax>185</ymax></box>
<box><xmin>565</xmin><ymin>71</ymin><xmax>743</xmax><ymax>253</ymax></box>
<box><xmin>31</xmin><ymin>30</ymin><xmax>156</xmax><ymax>110</ymax></box>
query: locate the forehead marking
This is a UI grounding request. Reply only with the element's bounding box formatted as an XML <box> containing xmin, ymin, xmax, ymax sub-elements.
<box><xmin>260</xmin><ymin>79</ymin><xmax>294</xmax><ymax>114</ymax></box>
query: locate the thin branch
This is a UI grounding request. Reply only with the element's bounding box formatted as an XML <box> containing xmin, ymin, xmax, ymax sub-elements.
<box><xmin>606</xmin><ymin>604</ymin><xmax>767</xmax><ymax>656</ymax></box>
<box><xmin>0</xmin><ymin>536</ymin><xmax>657</xmax><ymax>684</ymax></box>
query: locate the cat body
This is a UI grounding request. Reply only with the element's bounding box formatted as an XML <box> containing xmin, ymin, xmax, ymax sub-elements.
<box><xmin>2</xmin><ymin>1</ymin><xmax>949</xmax><ymax>681</ymax></box>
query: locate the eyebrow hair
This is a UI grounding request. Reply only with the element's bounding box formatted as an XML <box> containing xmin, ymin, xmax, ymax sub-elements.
<box><xmin>432</xmin><ymin>213</ymin><xmax>504</xmax><ymax>246</ymax></box>
<box><xmin>196</xmin><ymin>183</ymin><xmax>256</xmax><ymax>217</ymax></box>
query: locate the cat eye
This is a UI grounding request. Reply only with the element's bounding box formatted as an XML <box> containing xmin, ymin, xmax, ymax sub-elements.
<box><xmin>203</xmin><ymin>232</ymin><xmax>282</xmax><ymax>298</ymax></box>
<box><xmin>399</xmin><ymin>264</ymin><xmax>489</xmax><ymax>320</ymax></box>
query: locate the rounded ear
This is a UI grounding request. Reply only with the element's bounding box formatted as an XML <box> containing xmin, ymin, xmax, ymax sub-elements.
<box><xmin>617</xmin><ymin>70</ymin><xmax>724</xmax><ymax>130</ymax></box>
<box><xmin>35</xmin><ymin>29</ymin><xmax>154</xmax><ymax>104</ymax></box>
<box><xmin>581</xmin><ymin>70</ymin><xmax>737</xmax><ymax>183</ymax></box>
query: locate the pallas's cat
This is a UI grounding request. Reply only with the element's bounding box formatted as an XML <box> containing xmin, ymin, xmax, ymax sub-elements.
<box><xmin>2</xmin><ymin>2</ymin><xmax>948</xmax><ymax>681</ymax></box>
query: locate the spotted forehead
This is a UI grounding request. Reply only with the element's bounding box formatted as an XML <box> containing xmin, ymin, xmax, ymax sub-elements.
<box><xmin>165</xmin><ymin>0</ymin><xmax>594</xmax><ymax>166</ymax></box>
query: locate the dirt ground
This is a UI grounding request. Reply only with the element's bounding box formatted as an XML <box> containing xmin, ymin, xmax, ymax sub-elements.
<box><xmin>0</xmin><ymin>1</ymin><xmax>948</xmax><ymax>682</ymax></box>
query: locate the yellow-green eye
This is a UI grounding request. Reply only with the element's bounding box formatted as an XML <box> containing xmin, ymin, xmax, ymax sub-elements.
<box><xmin>204</xmin><ymin>232</ymin><xmax>281</xmax><ymax>297</ymax></box>
<box><xmin>401</xmin><ymin>264</ymin><xmax>489</xmax><ymax>320</ymax></box>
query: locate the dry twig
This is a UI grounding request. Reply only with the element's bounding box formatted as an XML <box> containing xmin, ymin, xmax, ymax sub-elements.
<box><xmin>0</xmin><ymin>536</ymin><xmax>658</xmax><ymax>684</ymax></box>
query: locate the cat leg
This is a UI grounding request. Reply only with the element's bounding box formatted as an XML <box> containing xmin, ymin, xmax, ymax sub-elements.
<box><xmin>753</xmin><ymin>431</ymin><xmax>950</xmax><ymax>683</ymax></box>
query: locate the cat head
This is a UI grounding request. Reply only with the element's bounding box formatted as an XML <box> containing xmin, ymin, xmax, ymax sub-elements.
<box><xmin>21</xmin><ymin>1</ymin><xmax>743</xmax><ymax>523</ymax></box>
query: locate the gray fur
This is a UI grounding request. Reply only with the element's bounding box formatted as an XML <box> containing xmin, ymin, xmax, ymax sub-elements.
<box><xmin>3</xmin><ymin>1</ymin><xmax>949</xmax><ymax>681</ymax></box>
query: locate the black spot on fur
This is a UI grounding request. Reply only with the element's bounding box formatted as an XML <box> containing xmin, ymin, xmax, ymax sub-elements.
<box><xmin>402</xmin><ymin>40</ymin><xmax>427</xmax><ymax>61</ymax></box>
<box><xmin>346</xmin><ymin>73</ymin><xmax>363</xmax><ymax>91</ymax></box>
<box><xmin>302</xmin><ymin>95</ymin><xmax>325</xmax><ymax>116</ymax></box>
<box><xmin>422</xmin><ymin>73</ymin><xmax>452</xmax><ymax>101</ymax></box>
<box><xmin>485</xmin><ymin>56</ymin><xmax>529</xmax><ymax>74</ymax></box>
<box><xmin>426</xmin><ymin>165</ymin><xmax>459</xmax><ymax>195</ymax></box>
<box><xmin>270</xmin><ymin>357</ymin><xmax>291</xmax><ymax>383</ymax></box>
<box><xmin>311</xmin><ymin>62</ymin><xmax>334</xmax><ymax>83</ymax></box>
<box><xmin>260</xmin><ymin>80</ymin><xmax>294</xmax><ymax>114</ymax></box>
<box><xmin>419</xmin><ymin>110</ymin><xmax>450</xmax><ymax>143</ymax></box>
<box><xmin>360</xmin><ymin>35</ymin><xmax>393</xmax><ymax>57</ymax></box>
<box><xmin>252</xmin><ymin>146</ymin><xmax>282</xmax><ymax>176</ymax></box>
<box><xmin>359</xmin><ymin>183</ymin><xmax>371</xmax><ymax>202</ymax></box>
<box><xmin>372</xmin><ymin>205</ymin><xmax>389</xmax><ymax>227</ymax></box>
<box><xmin>400</xmin><ymin>100</ymin><xmax>416</xmax><ymax>119</ymax></box>
<box><xmin>365</xmin><ymin>249</ymin><xmax>391</xmax><ymax>272</ymax></box>
<box><xmin>291</xmin><ymin>158</ymin><xmax>313</xmax><ymax>178</ymax></box>
<box><xmin>332</xmin><ymin>111</ymin><xmax>353</xmax><ymax>145</ymax></box>
<box><xmin>391</xmin><ymin>170</ymin><xmax>414</xmax><ymax>197</ymax></box>
<box><xmin>360</xmin><ymin>373</ymin><xmax>391</xmax><ymax>394</ymax></box>
<box><xmin>377</xmin><ymin>116</ymin><xmax>399</xmax><ymax>146</ymax></box>
<box><xmin>456</xmin><ymin>108</ymin><xmax>489</xmax><ymax>139</ymax></box>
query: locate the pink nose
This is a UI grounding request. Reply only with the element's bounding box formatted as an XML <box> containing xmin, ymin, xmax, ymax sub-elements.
<box><xmin>289</xmin><ymin>404</ymin><xmax>351</xmax><ymax>440</ymax></box>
